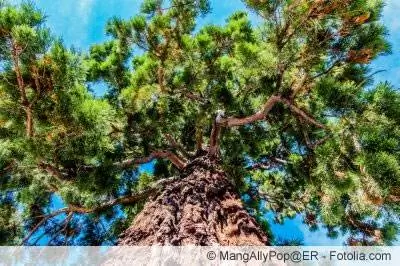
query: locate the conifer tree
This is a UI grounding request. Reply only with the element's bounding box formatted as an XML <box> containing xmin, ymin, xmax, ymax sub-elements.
<box><xmin>0</xmin><ymin>0</ymin><xmax>399</xmax><ymax>246</ymax></box>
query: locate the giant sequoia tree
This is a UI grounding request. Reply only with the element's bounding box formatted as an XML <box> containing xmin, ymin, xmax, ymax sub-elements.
<box><xmin>0</xmin><ymin>0</ymin><xmax>399</xmax><ymax>246</ymax></box>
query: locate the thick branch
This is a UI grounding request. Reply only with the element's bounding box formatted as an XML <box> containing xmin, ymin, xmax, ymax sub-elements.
<box><xmin>209</xmin><ymin>94</ymin><xmax>326</xmax><ymax>155</ymax></box>
<box><xmin>219</xmin><ymin>95</ymin><xmax>282</xmax><ymax>127</ymax></box>
<box><xmin>216</xmin><ymin>95</ymin><xmax>325</xmax><ymax>129</ymax></box>
<box><xmin>208</xmin><ymin>119</ymin><xmax>222</xmax><ymax>156</ymax></box>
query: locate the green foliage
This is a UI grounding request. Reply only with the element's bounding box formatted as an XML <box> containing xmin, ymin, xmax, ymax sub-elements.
<box><xmin>0</xmin><ymin>0</ymin><xmax>398</xmax><ymax>246</ymax></box>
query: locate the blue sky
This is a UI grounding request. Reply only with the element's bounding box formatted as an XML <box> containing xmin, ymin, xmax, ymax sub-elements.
<box><xmin>370</xmin><ymin>0</ymin><xmax>400</xmax><ymax>86</ymax></box>
<box><xmin>10</xmin><ymin>0</ymin><xmax>400</xmax><ymax>87</ymax></box>
<box><xmin>13</xmin><ymin>0</ymin><xmax>399</xmax><ymax>245</ymax></box>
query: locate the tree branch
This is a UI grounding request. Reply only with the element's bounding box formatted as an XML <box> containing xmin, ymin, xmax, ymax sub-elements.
<box><xmin>22</xmin><ymin>176</ymin><xmax>179</xmax><ymax>244</ymax></box>
<box><xmin>22</xmin><ymin>208</ymin><xmax>69</xmax><ymax>244</ymax></box>
<box><xmin>208</xmin><ymin>94</ymin><xmax>326</xmax><ymax>155</ymax></box>
<box><xmin>164</xmin><ymin>133</ymin><xmax>193</xmax><ymax>159</ymax></box>
<box><xmin>39</xmin><ymin>150</ymin><xmax>187</xmax><ymax>183</ymax></box>
<box><xmin>302</xmin><ymin>129</ymin><xmax>331</xmax><ymax>150</ymax></box>
<box><xmin>10</xmin><ymin>40</ymin><xmax>34</xmax><ymax>137</ymax></box>
<box><xmin>279</xmin><ymin>98</ymin><xmax>327</xmax><ymax>129</ymax></box>
<box><xmin>38</xmin><ymin>162</ymin><xmax>70</xmax><ymax>182</ymax></box>
<box><xmin>0</xmin><ymin>160</ymin><xmax>16</xmax><ymax>176</ymax></box>
<box><xmin>311</xmin><ymin>59</ymin><xmax>342</xmax><ymax>80</ymax></box>
<box><xmin>116</xmin><ymin>150</ymin><xmax>187</xmax><ymax>170</ymax></box>
<box><xmin>68</xmin><ymin>175</ymin><xmax>179</xmax><ymax>214</ymax></box>
<box><xmin>246</xmin><ymin>157</ymin><xmax>288</xmax><ymax>171</ymax></box>
<box><xmin>208</xmin><ymin>115</ymin><xmax>223</xmax><ymax>157</ymax></box>
<box><xmin>216</xmin><ymin>95</ymin><xmax>326</xmax><ymax>129</ymax></box>
<box><xmin>218</xmin><ymin>95</ymin><xmax>282</xmax><ymax>128</ymax></box>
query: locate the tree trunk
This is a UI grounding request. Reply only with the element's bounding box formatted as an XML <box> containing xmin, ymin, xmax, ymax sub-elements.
<box><xmin>118</xmin><ymin>155</ymin><xmax>268</xmax><ymax>246</ymax></box>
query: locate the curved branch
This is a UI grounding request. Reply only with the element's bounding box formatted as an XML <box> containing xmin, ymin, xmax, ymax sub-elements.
<box><xmin>216</xmin><ymin>95</ymin><xmax>325</xmax><ymax>129</ymax></box>
<box><xmin>209</xmin><ymin>94</ymin><xmax>326</xmax><ymax>154</ymax></box>
<box><xmin>219</xmin><ymin>95</ymin><xmax>282</xmax><ymax>128</ymax></box>
<box><xmin>209</xmin><ymin>95</ymin><xmax>281</xmax><ymax>155</ymax></box>
<box><xmin>22</xmin><ymin>207</ymin><xmax>69</xmax><ymax>244</ymax></box>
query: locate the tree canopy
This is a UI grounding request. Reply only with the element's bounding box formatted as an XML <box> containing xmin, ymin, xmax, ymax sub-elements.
<box><xmin>0</xmin><ymin>0</ymin><xmax>399</xmax><ymax>246</ymax></box>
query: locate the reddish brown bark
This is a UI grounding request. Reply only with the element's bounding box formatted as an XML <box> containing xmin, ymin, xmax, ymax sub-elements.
<box><xmin>11</xmin><ymin>40</ymin><xmax>34</xmax><ymax>138</ymax></box>
<box><xmin>118</xmin><ymin>156</ymin><xmax>268</xmax><ymax>246</ymax></box>
<box><xmin>25</xmin><ymin>106</ymin><xmax>33</xmax><ymax>138</ymax></box>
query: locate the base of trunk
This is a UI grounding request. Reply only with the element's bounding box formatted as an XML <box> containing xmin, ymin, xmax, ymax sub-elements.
<box><xmin>118</xmin><ymin>156</ymin><xmax>268</xmax><ymax>246</ymax></box>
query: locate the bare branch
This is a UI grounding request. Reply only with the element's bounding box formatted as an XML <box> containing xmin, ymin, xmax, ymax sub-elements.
<box><xmin>218</xmin><ymin>95</ymin><xmax>282</xmax><ymax>127</ymax></box>
<box><xmin>217</xmin><ymin>95</ymin><xmax>325</xmax><ymax>129</ymax></box>
<box><xmin>279</xmin><ymin>98</ymin><xmax>326</xmax><ymax>129</ymax></box>
<box><xmin>208</xmin><ymin>94</ymin><xmax>326</xmax><ymax>155</ymax></box>
<box><xmin>22</xmin><ymin>208</ymin><xmax>69</xmax><ymax>244</ymax></box>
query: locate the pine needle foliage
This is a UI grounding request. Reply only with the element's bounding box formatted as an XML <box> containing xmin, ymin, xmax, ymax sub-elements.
<box><xmin>0</xmin><ymin>0</ymin><xmax>398</xmax><ymax>245</ymax></box>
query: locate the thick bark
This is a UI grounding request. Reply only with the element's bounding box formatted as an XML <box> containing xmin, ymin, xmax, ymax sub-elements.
<box><xmin>118</xmin><ymin>156</ymin><xmax>268</xmax><ymax>246</ymax></box>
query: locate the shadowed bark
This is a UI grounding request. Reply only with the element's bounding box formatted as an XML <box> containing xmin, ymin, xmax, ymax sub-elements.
<box><xmin>118</xmin><ymin>155</ymin><xmax>268</xmax><ymax>246</ymax></box>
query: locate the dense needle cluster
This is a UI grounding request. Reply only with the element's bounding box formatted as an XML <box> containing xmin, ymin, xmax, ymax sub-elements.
<box><xmin>0</xmin><ymin>0</ymin><xmax>399</xmax><ymax>246</ymax></box>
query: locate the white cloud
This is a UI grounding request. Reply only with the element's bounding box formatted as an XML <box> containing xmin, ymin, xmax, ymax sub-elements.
<box><xmin>77</xmin><ymin>0</ymin><xmax>95</xmax><ymax>25</ymax></box>
<box><xmin>383</xmin><ymin>0</ymin><xmax>400</xmax><ymax>32</ymax></box>
<box><xmin>79</xmin><ymin>0</ymin><xmax>95</xmax><ymax>13</ymax></box>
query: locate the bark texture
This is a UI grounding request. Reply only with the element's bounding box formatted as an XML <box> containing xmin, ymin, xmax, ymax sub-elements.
<box><xmin>118</xmin><ymin>156</ymin><xmax>268</xmax><ymax>246</ymax></box>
